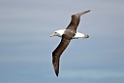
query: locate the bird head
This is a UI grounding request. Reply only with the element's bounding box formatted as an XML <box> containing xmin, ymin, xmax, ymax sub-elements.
<box><xmin>50</xmin><ymin>29</ymin><xmax>65</xmax><ymax>37</ymax></box>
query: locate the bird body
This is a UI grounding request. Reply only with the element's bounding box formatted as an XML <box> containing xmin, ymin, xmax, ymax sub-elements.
<box><xmin>52</xmin><ymin>29</ymin><xmax>89</xmax><ymax>39</ymax></box>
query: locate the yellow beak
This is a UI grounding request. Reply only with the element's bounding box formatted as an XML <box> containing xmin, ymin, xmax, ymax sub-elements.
<box><xmin>50</xmin><ymin>33</ymin><xmax>55</xmax><ymax>37</ymax></box>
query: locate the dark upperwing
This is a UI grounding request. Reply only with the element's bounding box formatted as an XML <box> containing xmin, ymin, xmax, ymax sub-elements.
<box><xmin>66</xmin><ymin>10</ymin><xmax>90</xmax><ymax>31</ymax></box>
<box><xmin>52</xmin><ymin>34</ymin><xmax>71</xmax><ymax>76</ymax></box>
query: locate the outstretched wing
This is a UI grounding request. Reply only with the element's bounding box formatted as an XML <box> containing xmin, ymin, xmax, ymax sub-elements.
<box><xmin>66</xmin><ymin>10</ymin><xmax>90</xmax><ymax>30</ymax></box>
<box><xmin>52</xmin><ymin>35</ymin><xmax>71</xmax><ymax>76</ymax></box>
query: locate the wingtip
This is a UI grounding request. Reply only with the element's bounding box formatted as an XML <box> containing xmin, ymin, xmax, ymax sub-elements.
<box><xmin>54</xmin><ymin>67</ymin><xmax>59</xmax><ymax>77</ymax></box>
<box><xmin>52</xmin><ymin>55</ymin><xmax>60</xmax><ymax>77</ymax></box>
<box><xmin>85</xmin><ymin>10</ymin><xmax>90</xmax><ymax>13</ymax></box>
<box><xmin>87</xmin><ymin>10</ymin><xmax>90</xmax><ymax>12</ymax></box>
<box><xmin>76</xmin><ymin>10</ymin><xmax>90</xmax><ymax>16</ymax></box>
<box><xmin>55</xmin><ymin>72</ymin><xmax>59</xmax><ymax>77</ymax></box>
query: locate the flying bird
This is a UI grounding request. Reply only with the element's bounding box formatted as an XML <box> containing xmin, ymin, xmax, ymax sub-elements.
<box><xmin>50</xmin><ymin>10</ymin><xmax>90</xmax><ymax>77</ymax></box>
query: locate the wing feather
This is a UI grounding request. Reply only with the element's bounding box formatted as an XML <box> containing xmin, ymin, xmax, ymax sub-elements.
<box><xmin>66</xmin><ymin>10</ymin><xmax>90</xmax><ymax>30</ymax></box>
<box><xmin>52</xmin><ymin>35</ymin><xmax>71</xmax><ymax>76</ymax></box>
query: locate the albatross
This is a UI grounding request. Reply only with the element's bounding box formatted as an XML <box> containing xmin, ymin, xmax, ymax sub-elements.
<box><xmin>50</xmin><ymin>10</ymin><xmax>90</xmax><ymax>77</ymax></box>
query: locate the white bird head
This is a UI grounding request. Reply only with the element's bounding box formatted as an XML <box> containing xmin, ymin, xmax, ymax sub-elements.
<box><xmin>50</xmin><ymin>29</ymin><xmax>65</xmax><ymax>37</ymax></box>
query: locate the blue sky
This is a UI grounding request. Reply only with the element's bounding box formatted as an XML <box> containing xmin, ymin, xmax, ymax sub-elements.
<box><xmin>0</xmin><ymin>0</ymin><xmax>124</xmax><ymax>83</ymax></box>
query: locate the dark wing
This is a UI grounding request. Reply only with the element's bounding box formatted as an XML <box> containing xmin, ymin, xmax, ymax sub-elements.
<box><xmin>66</xmin><ymin>10</ymin><xmax>90</xmax><ymax>30</ymax></box>
<box><xmin>52</xmin><ymin>35</ymin><xmax>71</xmax><ymax>77</ymax></box>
